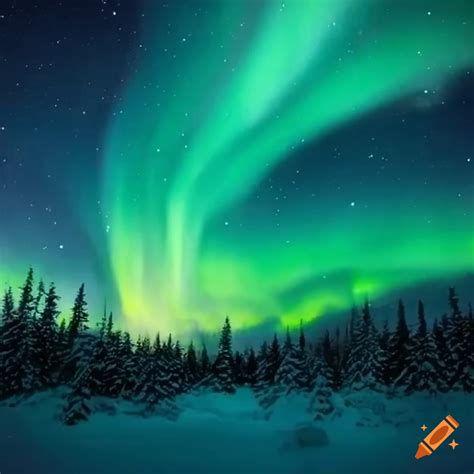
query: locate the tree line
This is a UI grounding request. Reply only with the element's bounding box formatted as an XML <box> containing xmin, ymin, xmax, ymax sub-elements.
<box><xmin>0</xmin><ymin>268</ymin><xmax>472</xmax><ymax>425</ymax></box>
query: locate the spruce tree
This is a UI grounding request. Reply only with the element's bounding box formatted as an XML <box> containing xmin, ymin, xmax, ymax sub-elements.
<box><xmin>266</xmin><ymin>333</ymin><xmax>282</xmax><ymax>383</ymax></box>
<box><xmin>244</xmin><ymin>348</ymin><xmax>258</xmax><ymax>385</ymax></box>
<box><xmin>17</xmin><ymin>268</ymin><xmax>40</xmax><ymax>394</ymax></box>
<box><xmin>64</xmin><ymin>285</ymin><xmax>90</xmax><ymax>383</ymax></box>
<box><xmin>233</xmin><ymin>351</ymin><xmax>245</xmax><ymax>385</ymax></box>
<box><xmin>445</xmin><ymin>288</ymin><xmax>473</xmax><ymax>391</ymax></box>
<box><xmin>0</xmin><ymin>287</ymin><xmax>19</xmax><ymax>399</ymax></box>
<box><xmin>185</xmin><ymin>341</ymin><xmax>199</xmax><ymax>385</ymax></box>
<box><xmin>152</xmin><ymin>333</ymin><xmax>162</xmax><ymax>357</ymax></box>
<box><xmin>200</xmin><ymin>343</ymin><xmax>210</xmax><ymax>379</ymax></box>
<box><xmin>68</xmin><ymin>284</ymin><xmax>89</xmax><ymax>346</ymax></box>
<box><xmin>254</xmin><ymin>341</ymin><xmax>270</xmax><ymax>395</ymax></box>
<box><xmin>212</xmin><ymin>317</ymin><xmax>235</xmax><ymax>393</ymax></box>
<box><xmin>36</xmin><ymin>283</ymin><xmax>60</xmax><ymax>387</ymax></box>
<box><xmin>387</xmin><ymin>299</ymin><xmax>410</xmax><ymax>384</ymax></box>
<box><xmin>397</xmin><ymin>301</ymin><xmax>440</xmax><ymax>394</ymax></box>
<box><xmin>61</xmin><ymin>332</ymin><xmax>100</xmax><ymax>425</ymax></box>
<box><xmin>344</xmin><ymin>299</ymin><xmax>384</xmax><ymax>391</ymax></box>
<box><xmin>309</xmin><ymin>352</ymin><xmax>334</xmax><ymax>421</ymax></box>
<box><xmin>432</xmin><ymin>317</ymin><xmax>450</xmax><ymax>391</ymax></box>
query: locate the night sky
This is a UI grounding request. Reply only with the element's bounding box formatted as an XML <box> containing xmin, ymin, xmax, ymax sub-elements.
<box><xmin>1</xmin><ymin>0</ymin><xmax>473</xmax><ymax>339</ymax></box>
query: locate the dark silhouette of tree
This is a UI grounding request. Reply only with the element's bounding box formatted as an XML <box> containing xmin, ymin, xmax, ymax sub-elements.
<box><xmin>244</xmin><ymin>347</ymin><xmax>258</xmax><ymax>385</ymax></box>
<box><xmin>387</xmin><ymin>299</ymin><xmax>410</xmax><ymax>384</ymax></box>
<box><xmin>200</xmin><ymin>343</ymin><xmax>211</xmax><ymax>379</ymax></box>
<box><xmin>185</xmin><ymin>341</ymin><xmax>199</xmax><ymax>384</ymax></box>
<box><xmin>445</xmin><ymin>288</ymin><xmax>473</xmax><ymax>391</ymax></box>
<box><xmin>397</xmin><ymin>300</ymin><xmax>440</xmax><ymax>394</ymax></box>
<box><xmin>212</xmin><ymin>317</ymin><xmax>235</xmax><ymax>393</ymax></box>
<box><xmin>36</xmin><ymin>283</ymin><xmax>60</xmax><ymax>387</ymax></box>
<box><xmin>344</xmin><ymin>299</ymin><xmax>384</xmax><ymax>391</ymax></box>
<box><xmin>68</xmin><ymin>284</ymin><xmax>89</xmax><ymax>346</ymax></box>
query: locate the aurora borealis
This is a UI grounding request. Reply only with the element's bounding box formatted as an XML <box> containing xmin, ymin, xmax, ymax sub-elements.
<box><xmin>1</xmin><ymin>0</ymin><xmax>473</xmax><ymax>339</ymax></box>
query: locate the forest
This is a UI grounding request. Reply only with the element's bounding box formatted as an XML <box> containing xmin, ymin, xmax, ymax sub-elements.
<box><xmin>0</xmin><ymin>268</ymin><xmax>472</xmax><ymax>425</ymax></box>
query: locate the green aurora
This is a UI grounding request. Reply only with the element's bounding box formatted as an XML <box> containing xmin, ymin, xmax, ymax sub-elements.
<box><xmin>98</xmin><ymin>0</ymin><xmax>474</xmax><ymax>337</ymax></box>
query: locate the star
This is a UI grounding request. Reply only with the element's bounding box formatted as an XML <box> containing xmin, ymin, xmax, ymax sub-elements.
<box><xmin>421</xmin><ymin>424</ymin><xmax>428</xmax><ymax>431</ymax></box>
<box><xmin>448</xmin><ymin>439</ymin><xmax>459</xmax><ymax>450</ymax></box>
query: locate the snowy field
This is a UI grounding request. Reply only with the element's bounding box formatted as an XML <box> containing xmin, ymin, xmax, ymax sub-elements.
<box><xmin>1</xmin><ymin>388</ymin><xmax>472</xmax><ymax>474</ymax></box>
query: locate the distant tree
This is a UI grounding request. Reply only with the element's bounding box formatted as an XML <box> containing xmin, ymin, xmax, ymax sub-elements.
<box><xmin>397</xmin><ymin>301</ymin><xmax>440</xmax><ymax>394</ymax></box>
<box><xmin>1</xmin><ymin>287</ymin><xmax>15</xmax><ymax>324</ymax></box>
<box><xmin>32</xmin><ymin>280</ymin><xmax>45</xmax><ymax>320</ymax></box>
<box><xmin>199</xmin><ymin>343</ymin><xmax>211</xmax><ymax>379</ymax></box>
<box><xmin>254</xmin><ymin>341</ymin><xmax>269</xmax><ymax>394</ymax></box>
<box><xmin>61</xmin><ymin>330</ymin><xmax>97</xmax><ymax>425</ymax></box>
<box><xmin>135</xmin><ymin>353</ymin><xmax>172</xmax><ymax>414</ymax></box>
<box><xmin>68</xmin><ymin>284</ymin><xmax>89</xmax><ymax>346</ymax></box>
<box><xmin>445</xmin><ymin>288</ymin><xmax>473</xmax><ymax>392</ymax></box>
<box><xmin>212</xmin><ymin>317</ymin><xmax>235</xmax><ymax>393</ymax></box>
<box><xmin>233</xmin><ymin>350</ymin><xmax>245</xmax><ymax>385</ymax></box>
<box><xmin>185</xmin><ymin>341</ymin><xmax>199</xmax><ymax>385</ymax></box>
<box><xmin>244</xmin><ymin>348</ymin><xmax>258</xmax><ymax>385</ymax></box>
<box><xmin>387</xmin><ymin>299</ymin><xmax>410</xmax><ymax>384</ymax></box>
<box><xmin>17</xmin><ymin>268</ymin><xmax>39</xmax><ymax>394</ymax></box>
<box><xmin>35</xmin><ymin>283</ymin><xmax>60</xmax><ymax>387</ymax></box>
<box><xmin>152</xmin><ymin>333</ymin><xmax>162</xmax><ymax>357</ymax></box>
<box><xmin>0</xmin><ymin>287</ymin><xmax>19</xmax><ymax>399</ymax></box>
<box><xmin>141</xmin><ymin>336</ymin><xmax>151</xmax><ymax>356</ymax></box>
<box><xmin>266</xmin><ymin>334</ymin><xmax>282</xmax><ymax>383</ymax></box>
<box><xmin>343</xmin><ymin>299</ymin><xmax>385</xmax><ymax>391</ymax></box>
<box><xmin>309</xmin><ymin>352</ymin><xmax>334</xmax><ymax>421</ymax></box>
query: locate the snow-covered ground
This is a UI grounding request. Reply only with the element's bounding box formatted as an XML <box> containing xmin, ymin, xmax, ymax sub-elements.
<box><xmin>0</xmin><ymin>389</ymin><xmax>472</xmax><ymax>474</ymax></box>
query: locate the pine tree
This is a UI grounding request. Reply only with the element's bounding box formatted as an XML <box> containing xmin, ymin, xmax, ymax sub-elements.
<box><xmin>55</xmin><ymin>318</ymin><xmax>70</xmax><ymax>384</ymax></box>
<box><xmin>1</xmin><ymin>287</ymin><xmax>15</xmax><ymax>324</ymax></box>
<box><xmin>309</xmin><ymin>352</ymin><xmax>334</xmax><ymax>421</ymax></box>
<box><xmin>397</xmin><ymin>301</ymin><xmax>440</xmax><ymax>394</ymax></box>
<box><xmin>344</xmin><ymin>299</ymin><xmax>385</xmax><ymax>391</ymax></box>
<box><xmin>0</xmin><ymin>288</ymin><xmax>19</xmax><ymax>399</ymax></box>
<box><xmin>432</xmin><ymin>317</ymin><xmax>450</xmax><ymax>391</ymax></box>
<box><xmin>64</xmin><ymin>285</ymin><xmax>90</xmax><ymax>383</ymax></box>
<box><xmin>212</xmin><ymin>317</ymin><xmax>235</xmax><ymax>393</ymax></box>
<box><xmin>266</xmin><ymin>334</ymin><xmax>282</xmax><ymax>384</ymax></box>
<box><xmin>17</xmin><ymin>268</ymin><xmax>40</xmax><ymax>394</ymax></box>
<box><xmin>35</xmin><ymin>283</ymin><xmax>60</xmax><ymax>387</ymax></box>
<box><xmin>103</xmin><ymin>329</ymin><xmax>123</xmax><ymax>396</ymax></box>
<box><xmin>61</xmin><ymin>332</ymin><xmax>97</xmax><ymax>425</ymax></box>
<box><xmin>244</xmin><ymin>348</ymin><xmax>258</xmax><ymax>385</ymax></box>
<box><xmin>185</xmin><ymin>341</ymin><xmax>199</xmax><ymax>385</ymax></box>
<box><xmin>445</xmin><ymin>288</ymin><xmax>473</xmax><ymax>391</ymax></box>
<box><xmin>274</xmin><ymin>331</ymin><xmax>309</xmax><ymax>394</ymax></box>
<box><xmin>254</xmin><ymin>341</ymin><xmax>269</xmax><ymax>394</ymax></box>
<box><xmin>233</xmin><ymin>351</ymin><xmax>245</xmax><ymax>385</ymax></box>
<box><xmin>119</xmin><ymin>332</ymin><xmax>136</xmax><ymax>398</ymax></box>
<box><xmin>68</xmin><ymin>284</ymin><xmax>89</xmax><ymax>346</ymax></box>
<box><xmin>32</xmin><ymin>280</ymin><xmax>45</xmax><ymax>320</ymax></box>
<box><xmin>387</xmin><ymin>299</ymin><xmax>410</xmax><ymax>384</ymax></box>
<box><xmin>152</xmin><ymin>333</ymin><xmax>162</xmax><ymax>357</ymax></box>
<box><xmin>200</xmin><ymin>343</ymin><xmax>211</xmax><ymax>379</ymax></box>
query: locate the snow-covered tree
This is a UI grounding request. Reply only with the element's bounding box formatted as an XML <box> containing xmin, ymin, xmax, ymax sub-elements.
<box><xmin>396</xmin><ymin>301</ymin><xmax>440</xmax><ymax>394</ymax></box>
<box><xmin>68</xmin><ymin>284</ymin><xmax>89</xmax><ymax>346</ymax></box>
<box><xmin>61</xmin><ymin>331</ymin><xmax>97</xmax><ymax>425</ymax></box>
<box><xmin>386</xmin><ymin>299</ymin><xmax>410</xmax><ymax>385</ymax></box>
<box><xmin>212</xmin><ymin>317</ymin><xmax>235</xmax><ymax>393</ymax></box>
<box><xmin>445</xmin><ymin>288</ymin><xmax>473</xmax><ymax>392</ymax></box>
<box><xmin>35</xmin><ymin>283</ymin><xmax>60</xmax><ymax>387</ymax></box>
<box><xmin>244</xmin><ymin>348</ymin><xmax>258</xmax><ymax>385</ymax></box>
<box><xmin>309</xmin><ymin>353</ymin><xmax>334</xmax><ymax>421</ymax></box>
<box><xmin>343</xmin><ymin>299</ymin><xmax>385</xmax><ymax>391</ymax></box>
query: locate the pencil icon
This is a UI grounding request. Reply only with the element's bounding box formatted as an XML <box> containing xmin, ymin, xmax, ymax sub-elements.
<box><xmin>415</xmin><ymin>415</ymin><xmax>460</xmax><ymax>459</ymax></box>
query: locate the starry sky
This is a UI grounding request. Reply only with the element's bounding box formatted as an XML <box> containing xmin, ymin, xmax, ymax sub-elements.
<box><xmin>1</xmin><ymin>0</ymin><xmax>473</xmax><ymax>339</ymax></box>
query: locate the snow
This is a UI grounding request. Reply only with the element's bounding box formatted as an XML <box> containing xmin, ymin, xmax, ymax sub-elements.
<box><xmin>0</xmin><ymin>388</ymin><xmax>472</xmax><ymax>474</ymax></box>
